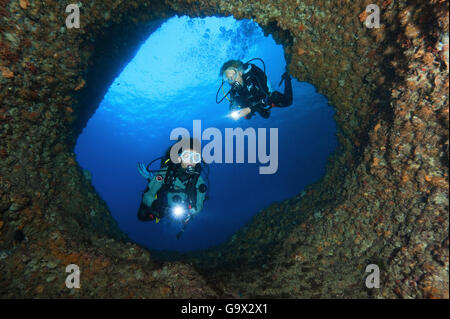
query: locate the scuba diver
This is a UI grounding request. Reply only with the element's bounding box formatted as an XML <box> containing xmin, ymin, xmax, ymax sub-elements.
<box><xmin>136</xmin><ymin>138</ymin><xmax>209</xmax><ymax>239</ymax></box>
<box><xmin>216</xmin><ymin>58</ymin><xmax>293</xmax><ymax>120</ymax></box>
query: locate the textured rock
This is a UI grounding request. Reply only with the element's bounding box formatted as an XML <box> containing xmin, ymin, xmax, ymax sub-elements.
<box><xmin>0</xmin><ymin>0</ymin><xmax>448</xmax><ymax>298</ymax></box>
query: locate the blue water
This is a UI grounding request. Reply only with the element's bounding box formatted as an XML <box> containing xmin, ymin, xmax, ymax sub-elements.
<box><xmin>75</xmin><ymin>16</ymin><xmax>337</xmax><ymax>252</ymax></box>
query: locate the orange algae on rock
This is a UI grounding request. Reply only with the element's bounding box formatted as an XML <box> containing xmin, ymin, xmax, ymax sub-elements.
<box><xmin>1</xmin><ymin>66</ymin><xmax>14</xmax><ymax>78</ymax></box>
<box><xmin>297</xmin><ymin>47</ymin><xmax>305</xmax><ymax>55</ymax></box>
<box><xmin>74</xmin><ymin>79</ymin><xmax>86</xmax><ymax>91</ymax></box>
<box><xmin>19</xmin><ymin>0</ymin><xmax>29</xmax><ymax>9</ymax></box>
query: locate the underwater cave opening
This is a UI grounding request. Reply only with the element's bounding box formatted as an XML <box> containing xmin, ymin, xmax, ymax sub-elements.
<box><xmin>74</xmin><ymin>15</ymin><xmax>337</xmax><ymax>252</ymax></box>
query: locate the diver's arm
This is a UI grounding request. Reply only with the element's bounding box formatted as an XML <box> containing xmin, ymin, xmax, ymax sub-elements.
<box><xmin>177</xmin><ymin>208</ymin><xmax>194</xmax><ymax>239</ymax></box>
<box><xmin>229</xmin><ymin>93</ymin><xmax>240</xmax><ymax>111</ymax></box>
<box><xmin>142</xmin><ymin>168</ymin><xmax>167</xmax><ymax>207</ymax></box>
<box><xmin>138</xmin><ymin>169</ymin><xmax>166</xmax><ymax>221</ymax></box>
<box><xmin>231</xmin><ymin>107</ymin><xmax>251</xmax><ymax>119</ymax></box>
<box><xmin>238</xmin><ymin>107</ymin><xmax>251</xmax><ymax>117</ymax></box>
<box><xmin>176</xmin><ymin>176</ymin><xmax>206</xmax><ymax>239</ymax></box>
<box><xmin>193</xmin><ymin>175</ymin><xmax>207</xmax><ymax>214</ymax></box>
<box><xmin>247</xmin><ymin>73</ymin><xmax>271</xmax><ymax>109</ymax></box>
<box><xmin>228</xmin><ymin>82</ymin><xmax>254</xmax><ymax>119</ymax></box>
<box><xmin>229</xmin><ymin>97</ymin><xmax>250</xmax><ymax>118</ymax></box>
<box><xmin>228</xmin><ymin>96</ymin><xmax>250</xmax><ymax>119</ymax></box>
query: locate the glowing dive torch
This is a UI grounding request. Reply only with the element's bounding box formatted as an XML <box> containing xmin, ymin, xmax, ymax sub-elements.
<box><xmin>172</xmin><ymin>205</ymin><xmax>185</xmax><ymax>219</ymax></box>
<box><xmin>230</xmin><ymin>110</ymin><xmax>240</xmax><ymax>120</ymax></box>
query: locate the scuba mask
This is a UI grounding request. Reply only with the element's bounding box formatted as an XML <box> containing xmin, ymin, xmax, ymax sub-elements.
<box><xmin>223</xmin><ymin>68</ymin><xmax>243</xmax><ymax>89</ymax></box>
<box><xmin>181</xmin><ymin>150</ymin><xmax>201</xmax><ymax>165</ymax></box>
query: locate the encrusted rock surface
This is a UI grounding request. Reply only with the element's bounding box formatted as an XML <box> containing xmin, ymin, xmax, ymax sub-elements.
<box><xmin>0</xmin><ymin>0</ymin><xmax>448</xmax><ymax>298</ymax></box>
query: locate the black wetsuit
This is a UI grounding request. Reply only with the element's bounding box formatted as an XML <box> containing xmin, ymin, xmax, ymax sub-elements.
<box><xmin>229</xmin><ymin>63</ymin><xmax>293</xmax><ymax>119</ymax></box>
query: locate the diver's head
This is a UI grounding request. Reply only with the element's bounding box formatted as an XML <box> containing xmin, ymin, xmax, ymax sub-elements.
<box><xmin>220</xmin><ymin>60</ymin><xmax>244</xmax><ymax>88</ymax></box>
<box><xmin>179</xmin><ymin>148</ymin><xmax>201</xmax><ymax>171</ymax></box>
<box><xmin>167</xmin><ymin>137</ymin><xmax>202</xmax><ymax>172</ymax></box>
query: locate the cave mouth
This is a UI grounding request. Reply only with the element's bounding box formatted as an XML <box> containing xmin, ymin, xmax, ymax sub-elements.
<box><xmin>74</xmin><ymin>15</ymin><xmax>337</xmax><ymax>252</ymax></box>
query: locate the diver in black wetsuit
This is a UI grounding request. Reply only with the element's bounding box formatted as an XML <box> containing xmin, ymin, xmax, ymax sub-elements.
<box><xmin>217</xmin><ymin>59</ymin><xmax>293</xmax><ymax>120</ymax></box>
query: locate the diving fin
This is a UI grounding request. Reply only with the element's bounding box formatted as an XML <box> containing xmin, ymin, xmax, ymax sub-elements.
<box><xmin>137</xmin><ymin>162</ymin><xmax>152</xmax><ymax>180</ymax></box>
<box><xmin>279</xmin><ymin>72</ymin><xmax>290</xmax><ymax>87</ymax></box>
<box><xmin>155</xmin><ymin>217</ymin><xmax>160</xmax><ymax>224</ymax></box>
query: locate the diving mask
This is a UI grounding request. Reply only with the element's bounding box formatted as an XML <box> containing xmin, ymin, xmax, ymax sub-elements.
<box><xmin>181</xmin><ymin>150</ymin><xmax>201</xmax><ymax>164</ymax></box>
<box><xmin>223</xmin><ymin>68</ymin><xmax>242</xmax><ymax>89</ymax></box>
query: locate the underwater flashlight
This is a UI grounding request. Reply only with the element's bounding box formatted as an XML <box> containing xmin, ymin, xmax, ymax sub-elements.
<box><xmin>172</xmin><ymin>205</ymin><xmax>185</xmax><ymax>218</ymax></box>
<box><xmin>231</xmin><ymin>111</ymin><xmax>240</xmax><ymax>120</ymax></box>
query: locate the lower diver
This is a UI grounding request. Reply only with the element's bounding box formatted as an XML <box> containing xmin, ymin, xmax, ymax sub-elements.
<box><xmin>136</xmin><ymin>138</ymin><xmax>209</xmax><ymax>239</ymax></box>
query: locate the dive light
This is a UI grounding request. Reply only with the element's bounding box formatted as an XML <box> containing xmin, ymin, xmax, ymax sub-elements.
<box><xmin>172</xmin><ymin>205</ymin><xmax>185</xmax><ymax>218</ymax></box>
<box><xmin>231</xmin><ymin>110</ymin><xmax>240</xmax><ymax>120</ymax></box>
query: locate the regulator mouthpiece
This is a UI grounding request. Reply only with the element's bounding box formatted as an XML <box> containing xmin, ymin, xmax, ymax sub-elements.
<box><xmin>231</xmin><ymin>81</ymin><xmax>242</xmax><ymax>91</ymax></box>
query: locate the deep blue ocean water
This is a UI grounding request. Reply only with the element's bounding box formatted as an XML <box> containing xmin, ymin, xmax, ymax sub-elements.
<box><xmin>75</xmin><ymin>16</ymin><xmax>337</xmax><ymax>252</ymax></box>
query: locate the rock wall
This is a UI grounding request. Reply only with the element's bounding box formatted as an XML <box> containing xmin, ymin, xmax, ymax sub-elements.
<box><xmin>0</xmin><ymin>0</ymin><xmax>448</xmax><ymax>298</ymax></box>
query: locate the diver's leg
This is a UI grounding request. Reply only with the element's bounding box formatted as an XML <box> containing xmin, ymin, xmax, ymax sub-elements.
<box><xmin>251</xmin><ymin>104</ymin><xmax>270</xmax><ymax>119</ymax></box>
<box><xmin>137</xmin><ymin>187</ymin><xmax>155</xmax><ymax>221</ymax></box>
<box><xmin>268</xmin><ymin>73</ymin><xmax>293</xmax><ymax>107</ymax></box>
<box><xmin>137</xmin><ymin>202</ymin><xmax>155</xmax><ymax>221</ymax></box>
<box><xmin>256</xmin><ymin>107</ymin><xmax>271</xmax><ymax>119</ymax></box>
<box><xmin>282</xmin><ymin>73</ymin><xmax>293</xmax><ymax>106</ymax></box>
<box><xmin>268</xmin><ymin>91</ymin><xmax>283</xmax><ymax>107</ymax></box>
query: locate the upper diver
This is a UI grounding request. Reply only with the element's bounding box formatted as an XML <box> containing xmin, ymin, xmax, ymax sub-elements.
<box><xmin>136</xmin><ymin>138</ymin><xmax>209</xmax><ymax>239</ymax></box>
<box><xmin>216</xmin><ymin>58</ymin><xmax>293</xmax><ymax>120</ymax></box>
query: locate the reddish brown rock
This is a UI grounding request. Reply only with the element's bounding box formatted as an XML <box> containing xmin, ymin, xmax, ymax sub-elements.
<box><xmin>0</xmin><ymin>0</ymin><xmax>448</xmax><ymax>299</ymax></box>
